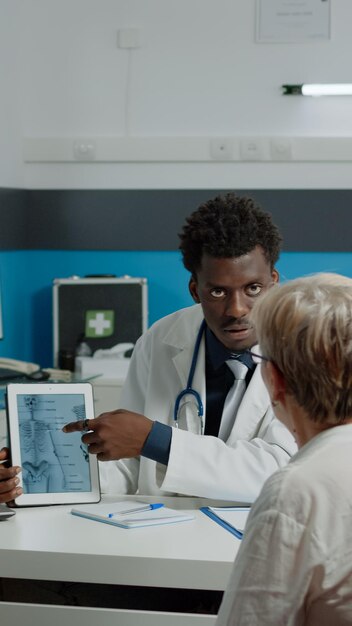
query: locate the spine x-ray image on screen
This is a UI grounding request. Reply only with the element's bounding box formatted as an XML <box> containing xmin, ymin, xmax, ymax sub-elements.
<box><xmin>17</xmin><ymin>394</ymin><xmax>91</xmax><ymax>494</ymax></box>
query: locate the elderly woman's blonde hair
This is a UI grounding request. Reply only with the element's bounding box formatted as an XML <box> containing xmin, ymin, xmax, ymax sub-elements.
<box><xmin>251</xmin><ymin>273</ymin><xmax>352</xmax><ymax>423</ymax></box>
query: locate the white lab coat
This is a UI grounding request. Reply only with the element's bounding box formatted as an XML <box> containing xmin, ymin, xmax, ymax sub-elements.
<box><xmin>99</xmin><ymin>304</ymin><xmax>297</xmax><ymax>501</ymax></box>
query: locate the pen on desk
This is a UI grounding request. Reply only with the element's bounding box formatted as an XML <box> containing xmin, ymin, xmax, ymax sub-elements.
<box><xmin>107</xmin><ymin>503</ymin><xmax>164</xmax><ymax>518</ymax></box>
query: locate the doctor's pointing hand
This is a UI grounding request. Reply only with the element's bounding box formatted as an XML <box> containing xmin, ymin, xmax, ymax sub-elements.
<box><xmin>63</xmin><ymin>410</ymin><xmax>154</xmax><ymax>462</ymax></box>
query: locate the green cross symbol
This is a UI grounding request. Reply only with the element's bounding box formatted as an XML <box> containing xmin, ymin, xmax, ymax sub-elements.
<box><xmin>85</xmin><ymin>310</ymin><xmax>114</xmax><ymax>338</ymax></box>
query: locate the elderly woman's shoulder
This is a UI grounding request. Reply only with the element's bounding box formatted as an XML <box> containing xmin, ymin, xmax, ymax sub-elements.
<box><xmin>253</xmin><ymin>431</ymin><xmax>352</xmax><ymax>529</ymax></box>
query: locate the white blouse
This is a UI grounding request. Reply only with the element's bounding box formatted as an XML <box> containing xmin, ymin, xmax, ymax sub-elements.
<box><xmin>217</xmin><ymin>424</ymin><xmax>352</xmax><ymax>625</ymax></box>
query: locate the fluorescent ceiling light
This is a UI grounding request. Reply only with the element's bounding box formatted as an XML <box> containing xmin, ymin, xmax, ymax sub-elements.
<box><xmin>283</xmin><ymin>84</ymin><xmax>352</xmax><ymax>97</ymax></box>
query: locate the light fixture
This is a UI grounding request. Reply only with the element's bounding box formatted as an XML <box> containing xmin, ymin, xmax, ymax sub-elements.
<box><xmin>282</xmin><ymin>84</ymin><xmax>352</xmax><ymax>97</ymax></box>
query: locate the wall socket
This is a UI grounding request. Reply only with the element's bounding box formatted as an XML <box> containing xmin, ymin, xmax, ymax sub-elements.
<box><xmin>73</xmin><ymin>140</ymin><xmax>96</xmax><ymax>161</ymax></box>
<box><xmin>209</xmin><ymin>138</ymin><xmax>234</xmax><ymax>160</ymax></box>
<box><xmin>270</xmin><ymin>138</ymin><xmax>292</xmax><ymax>161</ymax></box>
<box><xmin>240</xmin><ymin>138</ymin><xmax>267</xmax><ymax>161</ymax></box>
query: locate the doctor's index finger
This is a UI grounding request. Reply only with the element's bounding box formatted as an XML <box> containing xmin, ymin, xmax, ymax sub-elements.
<box><xmin>0</xmin><ymin>447</ymin><xmax>10</xmax><ymax>459</ymax></box>
<box><xmin>62</xmin><ymin>418</ymin><xmax>93</xmax><ymax>433</ymax></box>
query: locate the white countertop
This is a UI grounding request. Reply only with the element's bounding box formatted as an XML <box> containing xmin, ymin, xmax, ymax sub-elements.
<box><xmin>0</xmin><ymin>495</ymin><xmax>241</xmax><ymax>590</ymax></box>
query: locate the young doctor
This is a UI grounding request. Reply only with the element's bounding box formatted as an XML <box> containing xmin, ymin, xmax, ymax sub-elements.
<box><xmin>63</xmin><ymin>192</ymin><xmax>297</xmax><ymax>502</ymax></box>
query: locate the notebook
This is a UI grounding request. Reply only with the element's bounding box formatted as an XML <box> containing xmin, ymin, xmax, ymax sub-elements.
<box><xmin>200</xmin><ymin>506</ymin><xmax>250</xmax><ymax>539</ymax></box>
<box><xmin>71</xmin><ymin>500</ymin><xmax>195</xmax><ymax>529</ymax></box>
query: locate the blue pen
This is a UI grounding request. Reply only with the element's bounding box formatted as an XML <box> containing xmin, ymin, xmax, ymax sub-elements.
<box><xmin>108</xmin><ymin>503</ymin><xmax>164</xmax><ymax>518</ymax></box>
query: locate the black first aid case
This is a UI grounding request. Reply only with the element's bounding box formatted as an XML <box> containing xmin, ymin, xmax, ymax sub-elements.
<box><xmin>53</xmin><ymin>276</ymin><xmax>148</xmax><ymax>368</ymax></box>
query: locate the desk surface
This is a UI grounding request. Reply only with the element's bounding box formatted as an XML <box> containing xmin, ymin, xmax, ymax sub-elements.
<box><xmin>0</xmin><ymin>496</ymin><xmax>241</xmax><ymax>591</ymax></box>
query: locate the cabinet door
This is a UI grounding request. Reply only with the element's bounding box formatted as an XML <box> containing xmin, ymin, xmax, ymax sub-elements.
<box><xmin>92</xmin><ymin>379</ymin><xmax>124</xmax><ymax>415</ymax></box>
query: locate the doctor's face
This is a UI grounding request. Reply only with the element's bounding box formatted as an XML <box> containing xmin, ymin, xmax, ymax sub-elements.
<box><xmin>189</xmin><ymin>246</ymin><xmax>279</xmax><ymax>352</ymax></box>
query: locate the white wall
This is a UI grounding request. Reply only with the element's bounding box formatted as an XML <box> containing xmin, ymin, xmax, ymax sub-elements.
<box><xmin>3</xmin><ymin>0</ymin><xmax>352</xmax><ymax>189</ymax></box>
<box><xmin>0</xmin><ymin>3</ymin><xmax>23</xmax><ymax>187</ymax></box>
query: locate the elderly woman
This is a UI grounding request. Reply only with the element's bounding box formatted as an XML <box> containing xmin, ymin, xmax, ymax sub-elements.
<box><xmin>217</xmin><ymin>273</ymin><xmax>352</xmax><ymax>626</ymax></box>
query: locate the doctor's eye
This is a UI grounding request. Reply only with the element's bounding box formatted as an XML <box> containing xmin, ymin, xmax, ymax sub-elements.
<box><xmin>245</xmin><ymin>284</ymin><xmax>262</xmax><ymax>297</ymax></box>
<box><xmin>209</xmin><ymin>288</ymin><xmax>226</xmax><ymax>299</ymax></box>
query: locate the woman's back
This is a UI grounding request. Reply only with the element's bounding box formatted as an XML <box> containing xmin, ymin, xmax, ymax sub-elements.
<box><xmin>217</xmin><ymin>424</ymin><xmax>352</xmax><ymax>625</ymax></box>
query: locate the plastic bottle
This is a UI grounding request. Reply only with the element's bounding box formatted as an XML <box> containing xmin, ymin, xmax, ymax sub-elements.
<box><xmin>75</xmin><ymin>335</ymin><xmax>92</xmax><ymax>372</ymax></box>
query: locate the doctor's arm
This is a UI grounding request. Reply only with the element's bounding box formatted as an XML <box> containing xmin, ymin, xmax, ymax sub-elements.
<box><xmin>161</xmin><ymin>416</ymin><xmax>296</xmax><ymax>501</ymax></box>
<box><xmin>63</xmin><ymin>407</ymin><xmax>295</xmax><ymax>501</ymax></box>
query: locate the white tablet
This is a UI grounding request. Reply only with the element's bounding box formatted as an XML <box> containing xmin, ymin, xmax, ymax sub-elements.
<box><xmin>6</xmin><ymin>382</ymin><xmax>100</xmax><ymax>507</ymax></box>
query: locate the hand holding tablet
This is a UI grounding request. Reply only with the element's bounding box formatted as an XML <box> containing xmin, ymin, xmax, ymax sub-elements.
<box><xmin>6</xmin><ymin>383</ymin><xmax>100</xmax><ymax>507</ymax></box>
<box><xmin>0</xmin><ymin>446</ymin><xmax>22</xmax><ymax>503</ymax></box>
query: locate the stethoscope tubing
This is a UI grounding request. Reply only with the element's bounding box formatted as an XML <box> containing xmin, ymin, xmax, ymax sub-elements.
<box><xmin>173</xmin><ymin>320</ymin><xmax>206</xmax><ymax>429</ymax></box>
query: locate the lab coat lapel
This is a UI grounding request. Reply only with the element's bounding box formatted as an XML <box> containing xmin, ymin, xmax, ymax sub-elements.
<box><xmin>164</xmin><ymin>306</ymin><xmax>206</xmax><ymax>433</ymax></box>
<box><xmin>226</xmin><ymin>366</ymin><xmax>270</xmax><ymax>443</ymax></box>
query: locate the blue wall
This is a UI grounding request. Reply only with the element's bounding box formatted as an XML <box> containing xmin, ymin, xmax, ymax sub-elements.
<box><xmin>1</xmin><ymin>250</ymin><xmax>351</xmax><ymax>367</ymax></box>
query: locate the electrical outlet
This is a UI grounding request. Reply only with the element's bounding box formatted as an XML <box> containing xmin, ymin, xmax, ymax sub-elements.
<box><xmin>270</xmin><ymin>138</ymin><xmax>292</xmax><ymax>161</ymax></box>
<box><xmin>73</xmin><ymin>140</ymin><xmax>96</xmax><ymax>161</ymax></box>
<box><xmin>240</xmin><ymin>138</ymin><xmax>267</xmax><ymax>161</ymax></box>
<box><xmin>209</xmin><ymin>138</ymin><xmax>233</xmax><ymax>160</ymax></box>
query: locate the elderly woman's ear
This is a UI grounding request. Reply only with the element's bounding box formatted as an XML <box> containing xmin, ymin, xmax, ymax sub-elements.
<box><xmin>262</xmin><ymin>361</ymin><xmax>286</xmax><ymax>409</ymax></box>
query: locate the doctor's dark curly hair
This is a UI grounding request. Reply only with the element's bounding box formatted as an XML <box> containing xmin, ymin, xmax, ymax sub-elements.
<box><xmin>178</xmin><ymin>192</ymin><xmax>282</xmax><ymax>276</ymax></box>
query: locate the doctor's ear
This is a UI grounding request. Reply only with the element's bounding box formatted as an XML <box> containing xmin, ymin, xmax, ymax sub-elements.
<box><xmin>189</xmin><ymin>276</ymin><xmax>200</xmax><ymax>303</ymax></box>
<box><xmin>271</xmin><ymin>268</ymin><xmax>279</xmax><ymax>285</ymax></box>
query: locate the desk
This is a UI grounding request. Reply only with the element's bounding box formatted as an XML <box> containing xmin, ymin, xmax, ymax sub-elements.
<box><xmin>0</xmin><ymin>496</ymin><xmax>241</xmax><ymax>624</ymax></box>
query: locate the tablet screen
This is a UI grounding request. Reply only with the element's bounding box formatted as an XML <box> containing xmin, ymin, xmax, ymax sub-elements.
<box><xmin>7</xmin><ymin>383</ymin><xmax>100</xmax><ymax>506</ymax></box>
<box><xmin>18</xmin><ymin>393</ymin><xmax>91</xmax><ymax>494</ymax></box>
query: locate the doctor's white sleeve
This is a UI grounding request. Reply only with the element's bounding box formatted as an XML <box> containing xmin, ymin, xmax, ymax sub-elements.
<box><xmin>159</xmin><ymin>417</ymin><xmax>296</xmax><ymax>501</ymax></box>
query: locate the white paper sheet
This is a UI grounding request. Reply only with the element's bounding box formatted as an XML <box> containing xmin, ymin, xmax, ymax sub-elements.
<box><xmin>256</xmin><ymin>0</ymin><xmax>331</xmax><ymax>43</ymax></box>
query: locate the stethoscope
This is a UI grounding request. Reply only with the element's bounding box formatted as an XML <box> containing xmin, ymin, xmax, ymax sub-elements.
<box><xmin>173</xmin><ymin>320</ymin><xmax>206</xmax><ymax>432</ymax></box>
